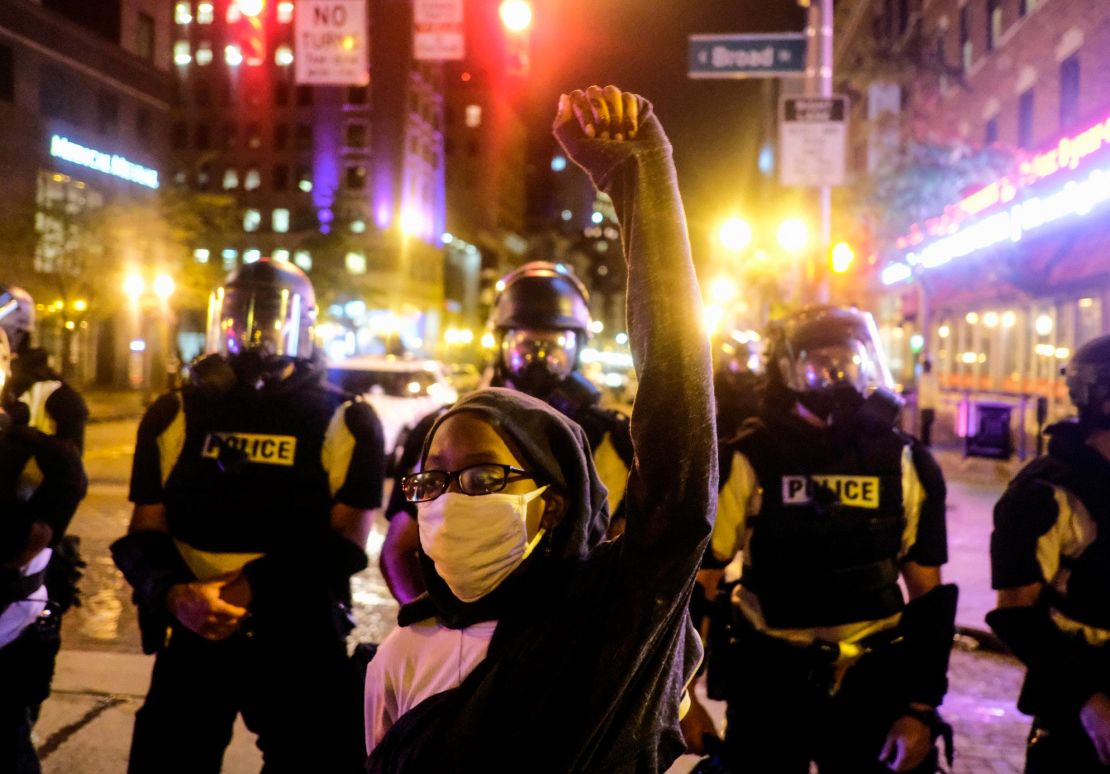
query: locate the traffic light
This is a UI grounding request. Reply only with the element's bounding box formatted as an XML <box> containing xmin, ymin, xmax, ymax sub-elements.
<box><xmin>499</xmin><ymin>0</ymin><xmax>532</xmax><ymax>76</ymax></box>
<box><xmin>831</xmin><ymin>241</ymin><xmax>855</xmax><ymax>274</ymax></box>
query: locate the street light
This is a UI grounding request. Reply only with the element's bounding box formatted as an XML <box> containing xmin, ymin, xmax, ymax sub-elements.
<box><xmin>123</xmin><ymin>273</ymin><xmax>146</xmax><ymax>300</ymax></box>
<box><xmin>777</xmin><ymin>218</ymin><xmax>808</xmax><ymax>253</ymax></box>
<box><xmin>708</xmin><ymin>276</ymin><xmax>738</xmax><ymax>305</ymax></box>
<box><xmin>153</xmin><ymin>274</ymin><xmax>176</xmax><ymax>301</ymax></box>
<box><xmin>830</xmin><ymin>241</ymin><xmax>855</xmax><ymax>274</ymax></box>
<box><xmin>499</xmin><ymin>0</ymin><xmax>533</xmax><ymax>32</ymax></box>
<box><xmin>718</xmin><ymin>217</ymin><xmax>752</xmax><ymax>253</ymax></box>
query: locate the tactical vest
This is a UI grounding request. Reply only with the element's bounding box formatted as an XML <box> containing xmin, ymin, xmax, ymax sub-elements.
<box><xmin>164</xmin><ymin>378</ymin><xmax>342</xmax><ymax>554</ymax></box>
<box><xmin>1012</xmin><ymin>432</ymin><xmax>1110</xmax><ymax>630</ymax></box>
<box><xmin>735</xmin><ymin>418</ymin><xmax>908</xmax><ymax>629</ymax></box>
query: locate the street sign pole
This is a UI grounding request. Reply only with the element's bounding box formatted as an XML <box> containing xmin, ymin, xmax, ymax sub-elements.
<box><xmin>814</xmin><ymin>0</ymin><xmax>834</xmax><ymax>303</ymax></box>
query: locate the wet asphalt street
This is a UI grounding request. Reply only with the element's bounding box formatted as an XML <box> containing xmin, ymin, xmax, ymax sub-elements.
<box><xmin>50</xmin><ymin>415</ymin><xmax>1035</xmax><ymax>772</ymax></box>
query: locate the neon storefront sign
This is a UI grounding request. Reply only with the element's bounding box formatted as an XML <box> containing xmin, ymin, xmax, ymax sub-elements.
<box><xmin>883</xmin><ymin>111</ymin><xmax>1110</xmax><ymax>285</ymax></box>
<box><xmin>883</xmin><ymin>163</ymin><xmax>1110</xmax><ymax>284</ymax></box>
<box><xmin>49</xmin><ymin>135</ymin><xmax>160</xmax><ymax>189</ymax></box>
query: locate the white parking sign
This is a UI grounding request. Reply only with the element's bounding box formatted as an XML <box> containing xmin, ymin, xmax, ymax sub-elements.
<box><xmin>295</xmin><ymin>0</ymin><xmax>369</xmax><ymax>85</ymax></box>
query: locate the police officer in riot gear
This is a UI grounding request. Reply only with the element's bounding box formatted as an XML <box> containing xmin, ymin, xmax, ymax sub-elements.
<box><xmin>0</xmin><ymin>286</ymin><xmax>88</xmax><ymax>452</ymax></box>
<box><xmin>707</xmin><ymin>305</ymin><xmax>955</xmax><ymax>773</ymax></box>
<box><xmin>379</xmin><ymin>261</ymin><xmax>633</xmax><ymax>604</ymax></box>
<box><xmin>111</xmin><ymin>259</ymin><xmax>385</xmax><ymax>774</ymax></box>
<box><xmin>0</xmin><ymin>327</ymin><xmax>87</xmax><ymax>773</ymax></box>
<box><xmin>989</xmin><ymin>334</ymin><xmax>1110</xmax><ymax>772</ymax></box>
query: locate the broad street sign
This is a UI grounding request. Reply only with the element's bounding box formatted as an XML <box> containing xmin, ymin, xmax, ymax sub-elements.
<box><xmin>688</xmin><ymin>33</ymin><xmax>807</xmax><ymax>79</ymax></box>
<box><xmin>779</xmin><ymin>96</ymin><xmax>848</xmax><ymax>187</ymax></box>
<box><xmin>295</xmin><ymin>0</ymin><xmax>369</xmax><ymax>85</ymax></box>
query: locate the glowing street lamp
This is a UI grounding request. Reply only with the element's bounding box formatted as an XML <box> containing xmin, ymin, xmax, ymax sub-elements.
<box><xmin>123</xmin><ymin>274</ymin><xmax>146</xmax><ymax>300</ymax></box>
<box><xmin>777</xmin><ymin>218</ymin><xmax>808</xmax><ymax>253</ymax></box>
<box><xmin>708</xmin><ymin>276</ymin><xmax>738</xmax><ymax>305</ymax></box>
<box><xmin>153</xmin><ymin>274</ymin><xmax>176</xmax><ymax>301</ymax></box>
<box><xmin>830</xmin><ymin>241</ymin><xmax>855</xmax><ymax>274</ymax></box>
<box><xmin>499</xmin><ymin>0</ymin><xmax>533</xmax><ymax>32</ymax></box>
<box><xmin>718</xmin><ymin>217</ymin><xmax>752</xmax><ymax>253</ymax></box>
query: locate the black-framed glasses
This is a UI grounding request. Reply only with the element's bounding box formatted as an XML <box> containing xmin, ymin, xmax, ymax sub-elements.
<box><xmin>402</xmin><ymin>463</ymin><xmax>539</xmax><ymax>503</ymax></box>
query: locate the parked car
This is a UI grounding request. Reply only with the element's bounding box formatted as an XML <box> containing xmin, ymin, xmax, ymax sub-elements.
<box><xmin>326</xmin><ymin>355</ymin><xmax>458</xmax><ymax>453</ymax></box>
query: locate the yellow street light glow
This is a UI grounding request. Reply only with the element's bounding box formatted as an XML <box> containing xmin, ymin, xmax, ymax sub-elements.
<box><xmin>708</xmin><ymin>276</ymin><xmax>737</xmax><ymax>305</ymax></box>
<box><xmin>1055</xmin><ymin>347</ymin><xmax>1071</xmax><ymax>360</ymax></box>
<box><xmin>965</xmin><ymin>311</ymin><xmax>979</xmax><ymax>325</ymax></box>
<box><xmin>153</xmin><ymin>274</ymin><xmax>176</xmax><ymax>300</ymax></box>
<box><xmin>718</xmin><ymin>217</ymin><xmax>752</xmax><ymax>252</ymax></box>
<box><xmin>123</xmin><ymin>274</ymin><xmax>145</xmax><ymax>299</ymax></box>
<box><xmin>831</xmin><ymin>241</ymin><xmax>855</xmax><ymax>274</ymax></box>
<box><xmin>983</xmin><ymin>311</ymin><xmax>999</xmax><ymax>328</ymax></box>
<box><xmin>938</xmin><ymin>324</ymin><xmax>951</xmax><ymax>339</ymax></box>
<box><xmin>777</xmin><ymin>218</ymin><xmax>808</xmax><ymax>253</ymax></box>
<box><xmin>1035</xmin><ymin>314</ymin><xmax>1053</xmax><ymax>336</ymax></box>
<box><xmin>588</xmin><ymin>319</ymin><xmax>605</xmax><ymax>334</ymax></box>
<box><xmin>72</xmin><ymin>299</ymin><xmax>88</xmax><ymax>312</ymax></box>
<box><xmin>481</xmin><ymin>332</ymin><xmax>496</xmax><ymax>349</ymax></box>
<box><xmin>499</xmin><ymin>0</ymin><xmax>533</xmax><ymax>32</ymax></box>
<box><xmin>704</xmin><ymin>304</ymin><xmax>724</xmax><ymax>335</ymax></box>
<box><xmin>1001</xmin><ymin>310</ymin><xmax>1017</xmax><ymax>328</ymax></box>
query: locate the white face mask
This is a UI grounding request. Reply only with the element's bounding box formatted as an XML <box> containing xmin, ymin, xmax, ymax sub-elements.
<box><xmin>417</xmin><ymin>486</ymin><xmax>549</xmax><ymax>603</ymax></box>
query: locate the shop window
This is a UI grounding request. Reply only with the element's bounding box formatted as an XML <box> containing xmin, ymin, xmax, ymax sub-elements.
<box><xmin>273</xmin><ymin>165</ymin><xmax>289</xmax><ymax>191</ymax></box>
<box><xmin>0</xmin><ymin>45</ymin><xmax>12</xmax><ymax>103</ymax></box>
<box><xmin>986</xmin><ymin>0</ymin><xmax>1001</xmax><ymax>52</ymax></box>
<box><xmin>1018</xmin><ymin>88</ymin><xmax>1035</xmax><ymax>149</ymax></box>
<box><xmin>274</xmin><ymin>123</ymin><xmax>288</xmax><ymax>150</ymax></box>
<box><xmin>1060</xmin><ymin>54</ymin><xmax>1080</xmax><ymax>129</ymax></box>
<box><xmin>136</xmin><ymin>12</ymin><xmax>155</xmax><ymax>63</ymax></box>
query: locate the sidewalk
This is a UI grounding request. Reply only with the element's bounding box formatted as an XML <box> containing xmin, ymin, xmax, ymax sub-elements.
<box><xmin>83</xmin><ymin>390</ymin><xmax>146</xmax><ymax>424</ymax></box>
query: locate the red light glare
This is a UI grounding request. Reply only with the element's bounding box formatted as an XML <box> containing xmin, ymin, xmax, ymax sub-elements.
<box><xmin>460</xmin><ymin>71</ymin><xmax>471</xmax><ymax>82</ymax></box>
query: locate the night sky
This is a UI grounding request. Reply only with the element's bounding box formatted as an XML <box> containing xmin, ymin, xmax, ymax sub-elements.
<box><xmin>520</xmin><ymin>0</ymin><xmax>807</xmax><ymax>256</ymax></box>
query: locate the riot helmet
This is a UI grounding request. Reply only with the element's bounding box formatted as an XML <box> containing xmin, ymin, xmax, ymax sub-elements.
<box><xmin>1065</xmin><ymin>334</ymin><xmax>1110</xmax><ymax>433</ymax></box>
<box><xmin>489</xmin><ymin>261</ymin><xmax>592</xmax><ymax>397</ymax></box>
<box><xmin>767</xmin><ymin>305</ymin><xmax>894</xmax><ymax>421</ymax></box>
<box><xmin>0</xmin><ymin>286</ymin><xmax>35</xmax><ymax>355</ymax></box>
<box><xmin>204</xmin><ymin>258</ymin><xmax>317</xmax><ymax>369</ymax></box>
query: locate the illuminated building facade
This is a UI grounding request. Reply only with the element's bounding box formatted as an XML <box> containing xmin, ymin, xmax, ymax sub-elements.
<box><xmin>839</xmin><ymin>0</ymin><xmax>1110</xmax><ymax>448</ymax></box>
<box><xmin>0</xmin><ymin>0</ymin><xmax>172</xmax><ymax>385</ymax></box>
<box><xmin>169</xmin><ymin>0</ymin><xmax>445</xmax><ymax>357</ymax></box>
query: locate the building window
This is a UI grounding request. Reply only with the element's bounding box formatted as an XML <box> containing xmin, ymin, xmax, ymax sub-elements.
<box><xmin>273</xmin><ymin>165</ymin><xmax>289</xmax><ymax>190</ymax></box>
<box><xmin>272</xmin><ymin>208</ymin><xmax>290</xmax><ymax>233</ymax></box>
<box><xmin>221</xmin><ymin>248</ymin><xmax>238</xmax><ymax>270</ymax></box>
<box><xmin>465</xmin><ymin>104</ymin><xmax>482</xmax><ymax>128</ymax></box>
<box><xmin>196</xmin><ymin>42</ymin><xmax>213</xmax><ymax>65</ymax></box>
<box><xmin>243</xmin><ymin>248</ymin><xmax>261</xmax><ymax>263</ymax></box>
<box><xmin>345</xmin><ymin>251</ymin><xmax>367</xmax><ymax>274</ymax></box>
<box><xmin>345</xmin><ymin>124</ymin><xmax>367</xmax><ymax>147</ymax></box>
<box><xmin>137</xmin><ymin>12</ymin><xmax>155</xmax><ymax>62</ymax></box>
<box><xmin>97</xmin><ymin>92</ymin><xmax>119</xmax><ymax>134</ymax></box>
<box><xmin>137</xmin><ymin>109</ymin><xmax>151</xmax><ymax>141</ymax></box>
<box><xmin>195</xmin><ymin>124</ymin><xmax>210</xmax><ymax>149</ymax></box>
<box><xmin>243</xmin><ymin>209</ymin><xmax>261</xmax><ymax>232</ymax></box>
<box><xmin>39</xmin><ymin>66</ymin><xmax>69</xmax><ymax>118</ymax></box>
<box><xmin>277</xmin><ymin>1</ymin><xmax>295</xmax><ymax>23</ymax></box>
<box><xmin>275</xmin><ymin>45</ymin><xmax>294</xmax><ymax>66</ymax></box>
<box><xmin>294</xmin><ymin>250</ymin><xmax>312</xmax><ymax>271</ymax></box>
<box><xmin>0</xmin><ymin>45</ymin><xmax>12</xmax><ymax>103</ymax></box>
<box><xmin>244</xmin><ymin>168</ymin><xmax>261</xmax><ymax>190</ymax></box>
<box><xmin>346</xmin><ymin>165</ymin><xmax>367</xmax><ymax>189</ymax></box>
<box><xmin>986</xmin><ymin>0</ymin><xmax>1002</xmax><ymax>52</ymax></box>
<box><xmin>247</xmin><ymin>122</ymin><xmax>262</xmax><ymax>149</ymax></box>
<box><xmin>296</xmin><ymin>85</ymin><xmax>313</xmax><ymax>106</ymax></box>
<box><xmin>348</xmin><ymin>85</ymin><xmax>367</xmax><ymax>104</ymax></box>
<box><xmin>225</xmin><ymin>44</ymin><xmax>243</xmax><ymax>66</ymax></box>
<box><xmin>274</xmin><ymin>123</ymin><xmax>288</xmax><ymax>150</ymax></box>
<box><xmin>959</xmin><ymin>6</ymin><xmax>972</xmax><ymax>72</ymax></box>
<box><xmin>194</xmin><ymin>80</ymin><xmax>211</xmax><ymax>106</ymax></box>
<box><xmin>295</xmin><ymin>124</ymin><xmax>313</xmax><ymax>150</ymax></box>
<box><xmin>174</xmin><ymin>40</ymin><xmax>192</xmax><ymax>65</ymax></box>
<box><xmin>193</xmin><ymin>248</ymin><xmax>210</xmax><ymax>264</ymax></box>
<box><xmin>985</xmin><ymin>117</ymin><xmax>998</xmax><ymax>145</ymax></box>
<box><xmin>197</xmin><ymin>164</ymin><xmax>211</xmax><ymax>189</ymax></box>
<box><xmin>297</xmin><ymin>166</ymin><xmax>312</xmax><ymax>192</ymax></box>
<box><xmin>275</xmin><ymin>81</ymin><xmax>290</xmax><ymax>107</ymax></box>
<box><xmin>175</xmin><ymin>2</ymin><xmax>192</xmax><ymax>24</ymax></box>
<box><xmin>1060</xmin><ymin>54</ymin><xmax>1080</xmax><ymax>129</ymax></box>
<box><xmin>1018</xmin><ymin>88</ymin><xmax>1035</xmax><ymax>149</ymax></box>
<box><xmin>223</xmin><ymin>168</ymin><xmax>240</xmax><ymax>190</ymax></box>
<box><xmin>897</xmin><ymin>0</ymin><xmax>909</xmax><ymax>36</ymax></box>
<box><xmin>197</xmin><ymin>2</ymin><xmax>214</xmax><ymax>23</ymax></box>
<box><xmin>273</xmin><ymin>248</ymin><xmax>290</xmax><ymax>262</ymax></box>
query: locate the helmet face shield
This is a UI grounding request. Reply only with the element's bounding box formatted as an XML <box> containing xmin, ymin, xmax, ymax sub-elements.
<box><xmin>792</xmin><ymin>341</ymin><xmax>881</xmax><ymax>394</ymax></box>
<box><xmin>204</xmin><ymin>261</ymin><xmax>316</xmax><ymax>361</ymax></box>
<box><xmin>500</xmin><ymin>328</ymin><xmax>579</xmax><ymax>395</ymax></box>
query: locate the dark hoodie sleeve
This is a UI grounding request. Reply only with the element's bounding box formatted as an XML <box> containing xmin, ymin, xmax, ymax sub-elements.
<box><xmin>555</xmin><ymin>98</ymin><xmax>717</xmax><ymax>588</ymax></box>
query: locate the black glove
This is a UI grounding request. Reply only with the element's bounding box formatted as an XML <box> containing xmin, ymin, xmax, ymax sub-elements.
<box><xmin>899</xmin><ymin>583</ymin><xmax>958</xmax><ymax>707</ymax></box>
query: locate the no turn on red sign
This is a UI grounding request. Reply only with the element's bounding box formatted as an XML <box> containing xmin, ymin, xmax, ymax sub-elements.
<box><xmin>294</xmin><ymin>0</ymin><xmax>369</xmax><ymax>85</ymax></box>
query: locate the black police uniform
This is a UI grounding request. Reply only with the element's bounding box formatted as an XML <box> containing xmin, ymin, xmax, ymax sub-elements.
<box><xmin>0</xmin><ymin>421</ymin><xmax>87</xmax><ymax>774</ymax></box>
<box><xmin>3</xmin><ymin>349</ymin><xmax>89</xmax><ymax>453</ymax></box>
<box><xmin>990</xmin><ymin>420</ymin><xmax>1110</xmax><ymax>773</ymax></box>
<box><xmin>118</xmin><ymin>361</ymin><xmax>384</xmax><ymax>774</ymax></box>
<box><xmin>710</xmin><ymin>406</ymin><xmax>952</xmax><ymax>773</ymax></box>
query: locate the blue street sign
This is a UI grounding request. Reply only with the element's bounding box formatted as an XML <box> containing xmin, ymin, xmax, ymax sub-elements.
<box><xmin>688</xmin><ymin>33</ymin><xmax>807</xmax><ymax>79</ymax></box>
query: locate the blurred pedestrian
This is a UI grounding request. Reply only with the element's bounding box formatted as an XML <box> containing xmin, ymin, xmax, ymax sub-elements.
<box><xmin>380</xmin><ymin>263</ymin><xmax>633</xmax><ymax>604</ymax></box>
<box><xmin>111</xmin><ymin>260</ymin><xmax>385</xmax><ymax>773</ymax></box>
<box><xmin>0</xmin><ymin>329</ymin><xmax>87</xmax><ymax>774</ymax></box>
<box><xmin>363</xmin><ymin>86</ymin><xmax>716</xmax><ymax>772</ymax></box>
<box><xmin>706</xmin><ymin>305</ymin><xmax>955</xmax><ymax>773</ymax></box>
<box><xmin>918</xmin><ymin>357</ymin><xmax>938</xmax><ymax>447</ymax></box>
<box><xmin>988</xmin><ymin>334</ymin><xmax>1110</xmax><ymax>773</ymax></box>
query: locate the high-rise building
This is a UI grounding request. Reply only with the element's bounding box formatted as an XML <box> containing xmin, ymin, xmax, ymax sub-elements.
<box><xmin>169</xmin><ymin>0</ymin><xmax>445</xmax><ymax>358</ymax></box>
<box><xmin>0</xmin><ymin>0</ymin><xmax>172</xmax><ymax>386</ymax></box>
